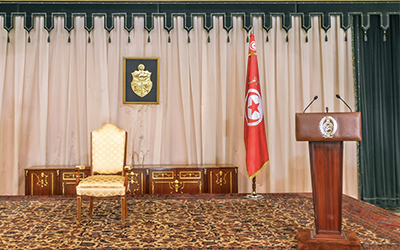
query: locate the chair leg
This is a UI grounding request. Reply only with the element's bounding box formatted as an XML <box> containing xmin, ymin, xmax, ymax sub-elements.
<box><xmin>89</xmin><ymin>197</ymin><xmax>94</xmax><ymax>218</ymax></box>
<box><xmin>77</xmin><ymin>195</ymin><xmax>82</xmax><ymax>226</ymax></box>
<box><xmin>125</xmin><ymin>195</ymin><xmax>128</xmax><ymax>218</ymax></box>
<box><xmin>121</xmin><ymin>196</ymin><xmax>126</xmax><ymax>227</ymax></box>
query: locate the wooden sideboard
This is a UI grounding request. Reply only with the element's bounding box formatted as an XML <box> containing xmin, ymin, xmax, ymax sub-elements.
<box><xmin>25</xmin><ymin>165</ymin><xmax>91</xmax><ymax>195</ymax></box>
<box><xmin>25</xmin><ymin>165</ymin><xmax>238</xmax><ymax>195</ymax></box>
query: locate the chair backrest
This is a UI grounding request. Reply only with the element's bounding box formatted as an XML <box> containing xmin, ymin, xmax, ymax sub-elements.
<box><xmin>91</xmin><ymin>124</ymin><xmax>127</xmax><ymax>175</ymax></box>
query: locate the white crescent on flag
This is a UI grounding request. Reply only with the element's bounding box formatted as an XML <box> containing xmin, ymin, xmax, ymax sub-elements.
<box><xmin>245</xmin><ymin>88</ymin><xmax>263</xmax><ymax>126</ymax></box>
<box><xmin>249</xmin><ymin>40</ymin><xmax>256</xmax><ymax>51</ymax></box>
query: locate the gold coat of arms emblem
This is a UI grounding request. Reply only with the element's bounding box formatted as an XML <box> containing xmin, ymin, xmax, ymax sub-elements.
<box><xmin>131</xmin><ymin>64</ymin><xmax>153</xmax><ymax>97</ymax></box>
<box><xmin>319</xmin><ymin>116</ymin><xmax>338</xmax><ymax>138</ymax></box>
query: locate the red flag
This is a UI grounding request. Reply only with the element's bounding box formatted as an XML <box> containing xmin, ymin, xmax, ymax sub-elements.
<box><xmin>244</xmin><ymin>34</ymin><xmax>269</xmax><ymax>179</ymax></box>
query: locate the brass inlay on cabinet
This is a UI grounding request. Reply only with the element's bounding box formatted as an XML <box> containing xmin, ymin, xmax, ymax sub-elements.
<box><xmin>34</xmin><ymin>172</ymin><xmax>49</xmax><ymax>188</ymax></box>
<box><xmin>63</xmin><ymin>172</ymin><xmax>85</xmax><ymax>181</ymax></box>
<box><xmin>31</xmin><ymin>172</ymin><xmax>54</xmax><ymax>195</ymax></box>
<box><xmin>209</xmin><ymin>170</ymin><xmax>232</xmax><ymax>193</ymax></box>
<box><xmin>229</xmin><ymin>171</ymin><xmax>232</xmax><ymax>192</ymax></box>
<box><xmin>215</xmin><ymin>171</ymin><xmax>228</xmax><ymax>186</ymax></box>
<box><xmin>179</xmin><ymin>171</ymin><xmax>201</xmax><ymax>179</ymax></box>
<box><xmin>128</xmin><ymin>172</ymin><xmax>143</xmax><ymax>195</ymax></box>
<box><xmin>170</xmin><ymin>180</ymin><xmax>184</xmax><ymax>193</ymax></box>
<box><xmin>129</xmin><ymin>172</ymin><xmax>138</xmax><ymax>184</ymax></box>
<box><xmin>209</xmin><ymin>173</ymin><xmax>212</xmax><ymax>193</ymax></box>
<box><xmin>152</xmin><ymin>171</ymin><xmax>174</xmax><ymax>180</ymax></box>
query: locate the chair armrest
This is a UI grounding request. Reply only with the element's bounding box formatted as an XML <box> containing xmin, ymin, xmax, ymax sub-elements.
<box><xmin>124</xmin><ymin>165</ymin><xmax>133</xmax><ymax>171</ymax></box>
<box><xmin>75</xmin><ymin>165</ymin><xmax>86</xmax><ymax>170</ymax></box>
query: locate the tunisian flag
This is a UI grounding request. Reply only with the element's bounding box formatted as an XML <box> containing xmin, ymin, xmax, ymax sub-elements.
<box><xmin>244</xmin><ymin>34</ymin><xmax>269</xmax><ymax>179</ymax></box>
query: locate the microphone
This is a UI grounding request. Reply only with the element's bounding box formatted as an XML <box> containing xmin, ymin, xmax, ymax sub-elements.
<box><xmin>303</xmin><ymin>95</ymin><xmax>318</xmax><ymax>113</ymax></box>
<box><xmin>336</xmin><ymin>94</ymin><xmax>352</xmax><ymax>112</ymax></box>
<box><xmin>325</xmin><ymin>107</ymin><xmax>329</xmax><ymax>113</ymax></box>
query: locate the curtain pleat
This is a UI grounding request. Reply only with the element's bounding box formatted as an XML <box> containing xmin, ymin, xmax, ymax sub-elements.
<box><xmin>0</xmin><ymin>15</ymin><xmax>356</xmax><ymax>196</ymax></box>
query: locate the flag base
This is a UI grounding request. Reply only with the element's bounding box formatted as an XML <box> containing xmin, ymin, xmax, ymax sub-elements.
<box><xmin>246</xmin><ymin>193</ymin><xmax>263</xmax><ymax>199</ymax></box>
<box><xmin>246</xmin><ymin>177</ymin><xmax>263</xmax><ymax>199</ymax></box>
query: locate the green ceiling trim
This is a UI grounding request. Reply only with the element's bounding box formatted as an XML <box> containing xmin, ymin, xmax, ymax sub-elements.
<box><xmin>0</xmin><ymin>1</ymin><xmax>399</xmax><ymax>34</ymax></box>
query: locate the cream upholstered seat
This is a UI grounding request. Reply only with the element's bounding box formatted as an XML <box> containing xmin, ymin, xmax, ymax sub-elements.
<box><xmin>75</xmin><ymin>124</ymin><xmax>131</xmax><ymax>227</ymax></box>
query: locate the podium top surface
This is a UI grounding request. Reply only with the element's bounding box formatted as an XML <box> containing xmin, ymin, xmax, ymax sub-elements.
<box><xmin>296</xmin><ymin>112</ymin><xmax>362</xmax><ymax>142</ymax></box>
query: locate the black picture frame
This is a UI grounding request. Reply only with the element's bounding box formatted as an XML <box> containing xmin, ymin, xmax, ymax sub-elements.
<box><xmin>123</xmin><ymin>57</ymin><xmax>160</xmax><ymax>104</ymax></box>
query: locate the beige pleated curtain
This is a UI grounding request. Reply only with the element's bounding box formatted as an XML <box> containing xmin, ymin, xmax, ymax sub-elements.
<box><xmin>0</xmin><ymin>15</ymin><xmax>357</xmax><ymax>197</ymax></box>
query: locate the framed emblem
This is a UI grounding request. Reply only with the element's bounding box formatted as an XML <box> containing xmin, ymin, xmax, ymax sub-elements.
<box><xmin>123</xmin><ymin>57</ymin><xmax>159</xmax><ymax>104</ymax></box>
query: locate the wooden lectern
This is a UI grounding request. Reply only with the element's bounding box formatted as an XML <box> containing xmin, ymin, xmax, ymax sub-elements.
<box><xmin>295</xmin><ymin>112</ymin><xmax>362</xmax><ymax>250</ymax></box>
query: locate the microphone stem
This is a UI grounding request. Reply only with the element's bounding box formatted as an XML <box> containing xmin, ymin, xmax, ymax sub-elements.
<box><xmin>344</xmin><ymin>102</ymin><xmax>352</xmax><ymax>112</ymax></box>
<box><xmin>341</xmin><ymin>98</ymin><xmax>352</xmax><ymax>112</ymax></box>
<box><xmin>337</xmin><ymin>94</ymin><xmax>353</xmax><ymax>112</ymax></box>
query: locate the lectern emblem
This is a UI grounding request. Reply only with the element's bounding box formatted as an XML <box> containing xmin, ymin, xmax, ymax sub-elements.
<box><xmin>319</xmin><ymin>116</ymin><xmax>338</xmax><ymax>138</ymax></box>
<box><xmin>131</xmin><ymin>64</ymin><xmax>153</xmax><ymax>97</ymax></box>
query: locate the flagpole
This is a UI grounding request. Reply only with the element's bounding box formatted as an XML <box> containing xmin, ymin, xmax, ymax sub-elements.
<box><xmin>252</xmin><ymin>177</ymin><xmax>257</xmax><ymax>196</ymax></box>
<box><xmin>246</xmin><ymin>177</ymin><xmax>263</xmax><ymax>199</ymax></box>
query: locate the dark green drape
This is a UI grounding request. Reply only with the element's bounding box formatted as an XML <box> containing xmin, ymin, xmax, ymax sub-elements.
<box><xmin>354</xmin><ymin>15</ymin><xmax>400</xmax><ymax>208</ymax></box>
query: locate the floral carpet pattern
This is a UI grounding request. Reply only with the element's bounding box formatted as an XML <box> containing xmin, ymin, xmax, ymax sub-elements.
<box><xmin>0</xmin><ymin>193</ymin><xmax>399</xmax><ymax>249</ymax></box>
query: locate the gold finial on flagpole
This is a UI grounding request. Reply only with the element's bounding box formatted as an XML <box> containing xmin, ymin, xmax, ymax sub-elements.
<box><xmin>250</xmin><ymin>28</ymin><xmax>254</xmax><ymax>35</ymax></box>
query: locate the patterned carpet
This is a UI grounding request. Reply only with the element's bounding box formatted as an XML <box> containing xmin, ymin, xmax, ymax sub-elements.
<box><xmin>0</xmin><ymin>193</ymin><xmax>399</xmax><ymax>249</ymax></box>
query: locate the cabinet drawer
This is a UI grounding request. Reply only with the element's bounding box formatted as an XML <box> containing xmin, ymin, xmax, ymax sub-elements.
<box><xmin>150</xmin><ymin>170</ymin><xmax>176</xmax><ymax>194</ymax></box>
<box><xmin>60</xmin><ymin>170</ymin><xmax>90</xmax><ymax>195</ymax></box>
<box><xmin>150</xmin><ymin>169</ymin><xmax>204</xmax><ymax>194</ymax></box>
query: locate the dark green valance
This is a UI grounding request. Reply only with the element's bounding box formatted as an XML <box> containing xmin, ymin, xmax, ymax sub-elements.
<box><xmin>0</xmin><ymin>1</ymin><xmax>399</xmax><ymax>34</ymax></box>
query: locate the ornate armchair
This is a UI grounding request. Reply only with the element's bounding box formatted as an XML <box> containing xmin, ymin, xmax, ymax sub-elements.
<box><xmin>75</xmin><ymin>124</ymin><xmax>131</xmax><ymax>226</ymax></box>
